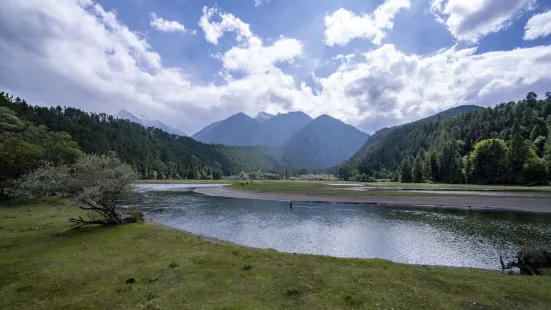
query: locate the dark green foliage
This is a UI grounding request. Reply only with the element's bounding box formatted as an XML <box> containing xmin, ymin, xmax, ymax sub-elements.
<box><xmin>0</xmin><ymin>93</ymin><xmax>281</xmax><ymax>179</ymax></box>
<box><xmin>338</xmin><ymin>165</ymin><xmax>352</xmax><ymax>181</ymax></box>
<box><xmin>0</xmin><ymin>104</ymin><xmax>82</xmax><ymax>194</ymax></box>
<box><xmin>411</xmin><ymin>155</ymin><xmax>423</xmax><ymax>183</ymax></box>
<box><xmin>400</xmin><ymin>157</ymin><xmax>413</xmax><ymax>183</ymax></box>
<box><xmin>348</xmin><ymin>93</ymin><xmax>551</xmax><ymax>185</ymax></box>
<box><xmin>349</xmin><ymin>105</ymin><xmax>483</xmax><ymax>179</ymax></box>
<box><xmin>469</xmin><ymin>139</ymin><xmax>508</xmax><ymax>184</ymax></box>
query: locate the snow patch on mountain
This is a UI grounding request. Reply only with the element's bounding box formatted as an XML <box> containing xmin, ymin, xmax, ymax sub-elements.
<box><xmin>254</xmin><ymin>111</ymin><xmax>277</xmax><ymax>123</ymax></box>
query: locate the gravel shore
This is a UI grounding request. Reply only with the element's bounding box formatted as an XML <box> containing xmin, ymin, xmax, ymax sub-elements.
<box><xmin>194</xmin><ymin>186</ymin><xmax>551</xmax><ymax>213</ymax></box>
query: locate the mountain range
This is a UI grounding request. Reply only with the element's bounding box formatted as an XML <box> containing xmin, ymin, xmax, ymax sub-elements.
<box><xmin>114</xmin><ymin>109</ymin><xmax>187</xmax><ymax>136</ymax></box>
<box><xmin>115</xmin><ymin>105</ymin><xmax>483</xmax><ymax>171</ymax></box>
<box><xmin>192</xmin><ymin>111</ymin><xmax>370</xmax><ymax>169</ymax></box>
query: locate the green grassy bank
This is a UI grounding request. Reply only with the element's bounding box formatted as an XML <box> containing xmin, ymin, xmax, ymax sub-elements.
<box><xmin>226</xmin><ymin>180</ymin><xmax>551</xmax><ymax>198</ymax></box>
<box><xmin>134</xmin><ymin>179</ymin><xmax>231</xmax><ymax>184</ymax></box>
<box><xmin>2</xmin><ymin>200</ymin><xmax>551</xmax><ymax>309</ymax></box>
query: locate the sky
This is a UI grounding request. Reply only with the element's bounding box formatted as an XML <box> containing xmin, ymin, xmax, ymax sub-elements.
<box><xmin>1</xmin><ymin>0</ymin><xmax>551</xmax><ymax>135</ymax></box>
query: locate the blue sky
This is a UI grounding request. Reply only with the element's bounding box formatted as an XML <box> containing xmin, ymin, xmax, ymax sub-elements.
<box><xmin>1</xmin><ymin>0</ymin><xmax>551</xmax><ymax>134</ymax></box>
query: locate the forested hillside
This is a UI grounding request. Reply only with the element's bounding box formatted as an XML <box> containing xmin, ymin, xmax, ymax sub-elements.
<box><xmin>344</xmin><ymin>92</ymin><xmax>551</xmax><ymax>185</ymax></box>
<box><xmin>0</xmin><ymin>93</ymin><xmax>282</xmax><ymax>180</ymax></box>
<box><xmin>0</xmin><ymin>106</ymin><xmax>82</xmax><ymax>194</ymax></box>
<box><xmin>282</xmin><ymin>115</ymin><xmax>369</xmax><ymax>169</ymax></box>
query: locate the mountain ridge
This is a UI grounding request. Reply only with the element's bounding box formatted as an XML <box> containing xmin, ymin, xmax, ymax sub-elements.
<box><xmin>281</xmin><ymin>114</ymin><xmax>370</xmax><ymax>169</ymax></box>
<box><xmin>114</xmin><ymin>109</ymin><xmax>187</xmax><ymax>136</ymax></box>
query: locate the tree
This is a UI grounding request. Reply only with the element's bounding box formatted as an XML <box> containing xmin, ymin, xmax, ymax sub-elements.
<box><xmin>338</xmin><ymin>166</ymin><xmax>352</xmax><ymax>181</ymax></box>
<box><xmin>392</xmin><ymin>170</ymin><xmax>400</xmax><ymax>182</ymax></box>
<box><xmin>470</xmin><ymin>139</ymin><xmax>509</xmax><ymax>184</ymax></box>
<box><xmin>411</xmin><ymin>155</ymin><xmax>423</xmax><ymax>183</ymax></box>
<box><xmin>15</xmin><ymin>153</ymin><xmax>140</xmax><ymax>228</ymax></box>
<box><xmin>530</xmin><ymin>124</ymin><xmax>544</xmax><ymax>142</ymax></box>
<box><xmin>508</xmin><ymin>133</ymin><xmax>528</xmax><ymax>183</ymax></box>
<box><xmin>429</xmin><ymin>150</ymin><xmax>439</xmax><ymax>182</ymax></box>
<box><xmin>0</xmin><ymin>134</ymin><xmax>41</xmax><ymax>195</ymax></box>
<box><xmin>0</xmin><ymin>107</ymin><xmax>81</xmax><ymax>195</ymax></box>
<box><xmin>544</xmin><ymin>117</ymin><xmax>551</xmax><ymax>183</ymax></box>
<box><xmin>438</xmin><ymin>140</ymin><xmax>464</xmax><ymax>183</ymax></box>
<box><xmin>522</xmin><ymin>147</ymin><xmax>546</xmax><ymax>184</ymax></box>
<box><xmin>422</xmin><ymin>152</ymin><xmax>432</xmax><ymax>182</ymax></box>
<box><xmin>400</xmin><ymin>156</ymin><xmax>413</xmax><ymax>183</ymax></box>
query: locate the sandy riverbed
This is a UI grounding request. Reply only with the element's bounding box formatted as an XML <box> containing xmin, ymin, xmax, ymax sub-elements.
<box><xmin>194</xmin><ymin>186</ymin><xmax>551</xmax><ymax>213</ymax></box>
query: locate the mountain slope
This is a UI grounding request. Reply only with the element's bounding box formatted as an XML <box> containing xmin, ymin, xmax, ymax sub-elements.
<box><xmin>249</xmin><ymin>111</ymin><xmax>313</xmax><ymax>146</ymax></box>
<box><xmin>192</xmin><ymin>112</ymin><xmax>260</xmax><ymax>146</ymax></box>
<box><xmin>1</xmin><ymin>95</ymin><xmax>282</xmax><ymax>178</ymax></box>
<box><xmin>346</xmin><ymin>105</ymin><xmax>485</xmax><ymax>174</ymax></box>
<box><xmin>114</xmin><ymin>109</ymin><xmax>187</xmax><ymax>136</ymax></box>
<box><xmin>282</xmin><ymin>115</ymin><xmax>370</xmax><ymax>169</ymax></box>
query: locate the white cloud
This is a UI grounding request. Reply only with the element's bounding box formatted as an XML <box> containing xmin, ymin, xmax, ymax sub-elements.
<box><xmin>524</xmin><ymin>10</ymin><xmax>551</xmax><ymax>40</ymax></box>
<box><xmin>150</xmin><ymin>13</ymin><xmax>195</xmax><ymax>34</ymax></box>
<box><xmin>431</xmin><ymin>0</ymin><xmax>536</xmax><ymax>43</ymax></box>
<box><xmin>324</xmin><ymin>0</ymin><xmax>411</xmax><ymax>46</ymax></box>
<box><xmin>221</xmin><ymin>36</ymin><xmax>302</xmax><ymax>74</ymax></box>
<box><xmin>317</xmin><ymin>43</ymin><xmax>551</xmax><ymax>130</ymax></box>
<box><xmin>1</xmin><ymin>0</ymin><xmax>551</xmax><ymax>135</ymax></box>
<box><xmin>254</xmin><ymin>0</ymin><xmax>262</xmax><ymax>7</ymax></box>
<box><xmin>199</xmin><ymin>6</ymin><xmax>252</xmax><ymax>45</ymax></box>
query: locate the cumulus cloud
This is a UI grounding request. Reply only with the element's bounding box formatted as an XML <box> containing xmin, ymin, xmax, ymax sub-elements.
<box><xmin>150</xmin><ymin>13</ymin><xmax>195</xmax><ymax>34</ymax></box>
<box><xmin>318</xmin><ymin>43</ymin><xmax>551</xmax><ymax>129</ymax></box>
<box><xmin>1</xmin><ymin>0</ymin><xmax>551</xmax><ymax>135</ymax></box>
<box><xmin>199</xmin><ymin>6</ymin><xmax>253</xmax><ymax>44</ymax></box>
<box><xmin>524</xmin><ymin>10</ymin><xmax>551</xmax><ymax>40</ymax></box>
<box><xmin>221</xmin><ymin>36</ymin><xmax>302</xmax><ymax>74</ymax></box>
<box><xmin>430</xmin><ymin>0</ymin><xmax>536</xmax><ymax>43</ymax></box>
<box><xmin>324</xmin><ymin>0</ymin><xmax>410</xmax><ymax>46</ymax></box>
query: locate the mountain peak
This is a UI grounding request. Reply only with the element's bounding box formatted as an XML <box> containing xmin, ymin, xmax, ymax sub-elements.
<box><xmin>114</xmin><ymin>109</ymin><xmax>186</xmax><ymax>136</ymax></box>
<box><xmin>254</xmin><ymin>111</ymin><xmax>276</xmax><ymax>123</ymax></box>
<box><xmin>231</xmin><ymin>112</ymin><xmax>251</xmax><ymax>118</ymax></box>
<box><xmin>314</xmin><ymin>114</ymin><xmax>342</xmax><ymax>123</ymax></box>
<box><xmin>114</xmin><ymin>109</ymin><xmax>141</xmax><ymax>123</ymax></box>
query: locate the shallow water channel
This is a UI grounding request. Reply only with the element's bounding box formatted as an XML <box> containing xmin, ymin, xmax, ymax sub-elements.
<box><xmin>132</xmin><ymin>184</ymin><xmax>551</xmax><ymax>269</ymax></box>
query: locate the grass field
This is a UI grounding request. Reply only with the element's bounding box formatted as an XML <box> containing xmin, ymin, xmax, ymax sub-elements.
<box><xmin>225</xmin><ymin>180</ymin><xmax>551</xmax><ymax>198</ymax></box>
<box><xmin>2</xmin><ymin>200</ymin><xmax>551</xmax><ymax>309</ymax></box>
<box><xmin>134</xmin><ymin>179</ymin><xmax>231</xmax><ymax>184</ymax></box>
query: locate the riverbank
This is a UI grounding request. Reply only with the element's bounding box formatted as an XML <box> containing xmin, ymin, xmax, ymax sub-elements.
<box><xmin>2</xmin><ymin>202</ymin><xmax>551</xmax><ymax>309</ymax></box>
<box><xmin>195</xmin><ymin>186</ymin><xmax>551</xmax><ymax>213</ymax></box>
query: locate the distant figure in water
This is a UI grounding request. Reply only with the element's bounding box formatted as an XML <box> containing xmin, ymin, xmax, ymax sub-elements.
<box><xmin>290</xmin><ymin>201</ymin><xmax>293</xmax><ymax>209</ymax></box>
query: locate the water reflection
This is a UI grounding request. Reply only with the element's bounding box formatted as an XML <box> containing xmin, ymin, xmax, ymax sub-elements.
<box><xmin>131</xmin><ymin>190</ymin><xmax>551</xmax><ymax>269</ymax></box>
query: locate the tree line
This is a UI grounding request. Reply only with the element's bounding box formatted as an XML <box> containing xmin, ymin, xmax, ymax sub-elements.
<box><xmin>344</xmin><ymin>92</ymin><xmax>551</xmax><ymax>185</ymax></box>
<box><xmin>0</xmin><ymin>92</ymin><xmax>285</xmax><ymax>183</ymax></box>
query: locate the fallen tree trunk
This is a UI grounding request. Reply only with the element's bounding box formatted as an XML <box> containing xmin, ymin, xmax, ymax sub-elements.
<box><xmin>67</xmin><ymin>206</ymin><xmax>143</xmax><ymax>230</ymax></box>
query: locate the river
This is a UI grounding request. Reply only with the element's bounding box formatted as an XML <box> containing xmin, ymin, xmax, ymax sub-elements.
<box><xmin>131</xmin><ymin>184</ymin><xmax>551</xmax><ymax>270</ymax></box>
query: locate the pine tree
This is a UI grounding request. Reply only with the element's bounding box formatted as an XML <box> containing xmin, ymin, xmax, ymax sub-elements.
<box><xmin>411</xmin><ymin>155</ymin><xmax>423</xmax><ymax>183</ymax></box>
<box><xmin>508</xmin><ymin>133</ymin><xmax>526</xmax><ymax>183</ymax></box>
<box><xmin>530</xmin><ymin>124</ymin><xmax>544</xmax><ymax>142</ymax></box>
<box><xmin>422</xmin><ymin>153</ymin><xmax>432</xmax><ymax>182</ymax></box>
<box><xmin>400</xmin><ymin>156</ymin><xmax>413</xmax><ymax>183</ymax></box>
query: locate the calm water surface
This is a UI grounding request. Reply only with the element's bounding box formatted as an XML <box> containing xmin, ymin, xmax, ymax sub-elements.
<box><xmin>132</xmin><ymin>186</ymin><xmax>551</xmax><ymax>269</ymax></box>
